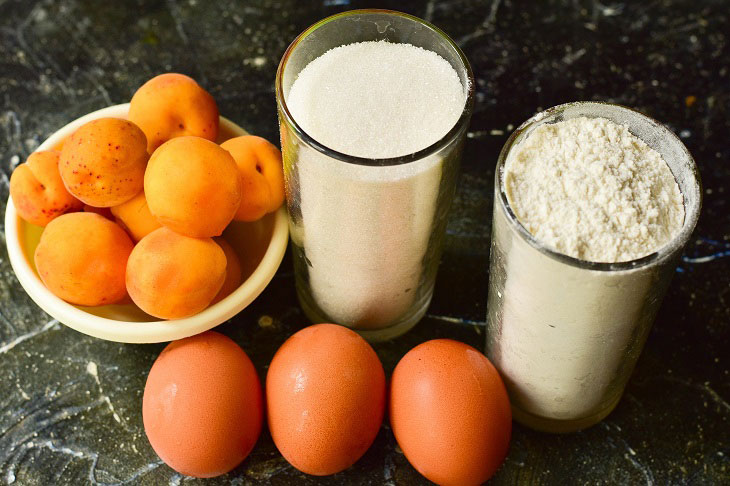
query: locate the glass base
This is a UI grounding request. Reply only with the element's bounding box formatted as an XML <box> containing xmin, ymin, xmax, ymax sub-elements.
<box><xmin>297</xmin><ymin>288</ymin><xmax>431</xmax><ymax>342</ymax></box>
<box><xmin>511</xmin><ymin>391</ymin><xmax>623</xmax><ymax>433</ymax></box>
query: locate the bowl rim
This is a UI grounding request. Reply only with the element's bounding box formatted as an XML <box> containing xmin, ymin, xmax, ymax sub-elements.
<box><xmin>4</xmin><ymin>103</ymin><xmax>289</xmax><ymax>343</ymax></box>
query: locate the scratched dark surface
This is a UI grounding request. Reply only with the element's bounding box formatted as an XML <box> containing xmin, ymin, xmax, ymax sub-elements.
<box><xmin>0</xmin><ymin>0</ymin><xmax>728</xmax><ymax>484</ymax></box>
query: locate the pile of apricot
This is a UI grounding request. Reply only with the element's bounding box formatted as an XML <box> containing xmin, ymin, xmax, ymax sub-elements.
<box><xmin>10</xmin><ymin>73</ymin><xmax>284</xmax><ymax>319</ymax></box>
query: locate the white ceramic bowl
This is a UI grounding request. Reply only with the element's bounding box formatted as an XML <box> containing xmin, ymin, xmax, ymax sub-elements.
<box><xmin>4</xmin><ymin>103</ymin><xmax>289</xmax><ymax>343</ymax></box>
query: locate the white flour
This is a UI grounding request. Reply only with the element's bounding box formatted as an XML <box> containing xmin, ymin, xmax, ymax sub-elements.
<box><xmin>490</xmin><ymin>113</ymin><xmax>690</xmax><ymax>423</ymax></box>
<box><xmin>503</xmin><ymin>117</ymin><xmax>685</xmax><ymax>262</ymax></box>
<box><xmin>287</xmin><ymin>41</ymin><xmax>466</xmax><ymax>329</ymax></box>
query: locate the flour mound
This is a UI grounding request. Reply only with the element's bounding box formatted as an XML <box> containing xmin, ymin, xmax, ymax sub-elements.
<box><xmin>504</xmin><ymin>116</ymin><xmax>685</xmax><ymax>263</ymax></box>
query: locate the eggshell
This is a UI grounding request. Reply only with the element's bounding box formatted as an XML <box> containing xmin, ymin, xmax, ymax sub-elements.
<box><xmin>143</xmin><ymin>331</ymin><xmax>263</xmax><ymax>478</ymax></box>
<box><xmin>389</xmin><ymin>339</ymin><xmax>512</xmax><ymax>486</ymax></box>
<box><xmin>266</xmin><ymin>324</ymin><xmax>386</xmax><ymax>476</ymax></box>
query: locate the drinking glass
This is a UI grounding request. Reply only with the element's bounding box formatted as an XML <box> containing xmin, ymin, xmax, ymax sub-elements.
<box><xmin>486</xmin><ymin>102</ymin><xmax>702</xmax><ymax>432</ymax></box>
<box><xmin>276</xmin><ymin>9</ymin><xmax>474</xmax><ymax>341</ymax></box>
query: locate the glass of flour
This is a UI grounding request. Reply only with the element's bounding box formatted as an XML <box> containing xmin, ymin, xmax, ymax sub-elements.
<box><xmin>276</xmin><ymin>10</ymin><xmax>474</xmax><ymax>341</ymax></box>
<box><xmin>487</xmin><ymin>102</ymin><xmax>701</xmax><ymax>432</ymax></box>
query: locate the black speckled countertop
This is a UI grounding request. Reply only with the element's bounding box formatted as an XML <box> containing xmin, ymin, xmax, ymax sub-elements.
<box><xmin>0</xmin><ymin>1</ymin><xmax>728</xmax><ymax>484</ymax></box>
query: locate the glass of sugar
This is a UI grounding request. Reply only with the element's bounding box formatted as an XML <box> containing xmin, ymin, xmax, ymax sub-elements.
<box><xmin>487</xmin><ymin>102</ymin><xmax>702</xmax><ymax>433</ymax></box>
<box><xmin>275</xmin><ymin>10</ymin><xmax>474</xmax><ymax>341</ymax></box>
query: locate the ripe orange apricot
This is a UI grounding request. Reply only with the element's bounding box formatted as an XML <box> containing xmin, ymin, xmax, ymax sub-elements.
<box><xmin>34</xmin><ymin>212</ymin><xmax>134</xmax><ymax>306</ymax></box>
<box><xmin>126</xmin><ymin>227</ymin><xmax>227</xmax><ymax>319</ymax></box>
<box><xmin>145</xmin><ymin>136</ymin><xmax>242</xmax><ymax>238</ymax></box>
<box><xmin>110</xmin><ymin>191</ymin><xmax>161</xmax><ymax>242</ymax></box>
<box><xmin>83</xmin><ymin>204</ymin><xmax>114</xmax><ymax>220</ymax></box>
<box><xmin>220</xmin><ymin>136</ymin><xmax>285</xmax><ymax>222</ymax></box>
<box><xmin>59</xmin><ymin>118</ymin><xmax>148</xmax><ymax>207</ymax></box>
<box><xmin>52</xmin><ymin>136</ymin><xmax>68</xmax><ymax>152</ymax></box>
<box><xmin>128</xmin><ymin>73</ymin><xmax>219</xmax><ymax>153</ymax></box>
<box><xmin>10</xmin><ymin>150</ymin><xmax>83</xmax><ymax>226</ymax></box>
<box><xmin>210</xmin><ymin>237</ymin><xmax>242</xmax><ymax>305</ymax></box>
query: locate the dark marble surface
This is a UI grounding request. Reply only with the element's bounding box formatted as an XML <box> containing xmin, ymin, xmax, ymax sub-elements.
<box><xmin>1</xmin><ymin>0</ymin><xmax>728</xmax><ymax>484</ymax></box>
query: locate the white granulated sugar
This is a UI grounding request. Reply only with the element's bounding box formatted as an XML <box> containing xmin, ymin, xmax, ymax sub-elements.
<box><xmin>287</xmin><ymin>41</ymin><xmax>465</xmax><ymax>329</ymax></box>
<box><xmin>503</xmin><ymin>116</ymin><xmax>685</xmax><ymax>262</ymax></box>
<box><xmin>287</xmin><ymin>41</ymin><xmax>466</xmax><ymax>158</ymax></box>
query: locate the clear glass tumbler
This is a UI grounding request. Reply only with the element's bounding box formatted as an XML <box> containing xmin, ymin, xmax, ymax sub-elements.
<box><xmin>486</xmin><ymin>102</ymin><xmax>702</xmax><ymax>433</ymax></box>
<box><xmin>276</xmin><ymin>10</ymin><xmax>474</xmax><ymax>341</ymax></box>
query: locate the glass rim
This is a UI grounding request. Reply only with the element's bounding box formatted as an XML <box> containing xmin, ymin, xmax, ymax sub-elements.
<box><xmin>275</xmin><ymin>8</ymin><xmax>475</xmax><ymax>167</ymax></box>
<box><xmin>496</xmin><ymin>101</ymin><xmax>702</xmax><ymax>272</ymax></box>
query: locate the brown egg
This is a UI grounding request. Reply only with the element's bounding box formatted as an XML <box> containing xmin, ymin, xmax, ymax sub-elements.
<box><xmin>143</xmin><ymin>331</ymin><xmax>263</xmax><ymax>478</ymax></box>
<box><xmin>389</xmin><ymin>339</ymin><xmax>512</xmax><ymax>486</ymax></box>
<box><xmin>266</xmin><ymin>324</ymin><xmax>386</xmax><ymax>476</ymax></box>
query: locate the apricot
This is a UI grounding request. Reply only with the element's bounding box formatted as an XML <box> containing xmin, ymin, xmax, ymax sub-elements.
<box><xmin>59</xmin><ymin>118</ymin><xmax>148</xmax><ymax>207</ymax></box>
<box><xmin>52</xmin><ymin>136</ymin><xmax>69</xmax><ymax>152</ymax></box>
<box><xmin>126</xmin><ymin>227</ymin><xmax>227</xmax><ymax>319</ymax></box>
<box><xmin>10</xmin><ymin>151</ymin><xmax>83</xmax><ymax>226</ymax></box>
<box><xmin>110</xmin><ymin>191</ymin><xmax>161</xmax><ymax>242</ymax></box>
<box><xmin>220</xmin><ymin>136</ymin><xmax>285</xmax><ymax>222</ymax></box>
<box><xmin>34</xmin><ymin>213</ymin><xmax>133</xmax><ymax>306</ymax></box>
<box><xmin>128</xmin><ymin>73</ymin><xmax>219</xmax><ymax>153</ymax></box>
<box><xmin>83</xmin><ymin>204</ymin><xmax>114</xmax><ymax>220</ymax></box>
<box><xmin>145</xmin><ymin>136</ymin><xmax>242</xmax><ymax>238</ymax></box>
<box><xmin>211</xmin><ymin>238</ymin><xmax>242</xmax><ymax>305</ymax></box>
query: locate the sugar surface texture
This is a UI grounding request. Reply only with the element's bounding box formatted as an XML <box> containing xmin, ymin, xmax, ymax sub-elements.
<box><xmin>287</xmin><ymin>41</ymin><xmax>465</xmax><ymax>158</ymax></box>
<box><xmin>503</xmin><ymin>116</ymin><xmax>685</xmax><ymax>263</ymax></box>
